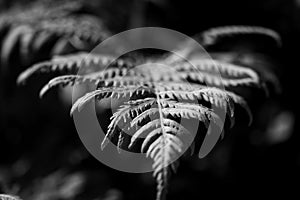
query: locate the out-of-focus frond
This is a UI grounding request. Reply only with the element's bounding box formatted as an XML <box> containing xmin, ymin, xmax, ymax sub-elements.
<box><xmin>0</xmin><ymin>194</ymin><xmax>22</xmax><ymax>200</ymax></box>
<box><xmin>0</xmin><ymin>0</ymin><xmax>110</xmax><ymax>67</ymax></box>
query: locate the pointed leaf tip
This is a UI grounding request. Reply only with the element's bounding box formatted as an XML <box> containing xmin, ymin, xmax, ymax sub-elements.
<box><xmin>39</xmin><ymin>84</ymin><xmax>50</xmax><ymax>98</ymax></box>
<box><xmin>16</xmin><ymin>72</ymin><xmax>26</xmax><ymax>85</ymax></box>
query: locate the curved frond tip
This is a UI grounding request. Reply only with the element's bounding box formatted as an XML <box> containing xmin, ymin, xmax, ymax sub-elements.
<box><xmin>200</xmin><ymin>26</ymin><xmax>281</xmax><ymax>47</ymax></box>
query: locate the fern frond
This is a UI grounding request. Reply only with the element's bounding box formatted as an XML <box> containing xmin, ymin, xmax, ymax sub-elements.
<box><xmin>22</xmin><ymin>56</ymin><xmax>256</xmax><ymax>200</ymax></box>
<box><xmin>130</xmin><ymin>107</ymin><xmax>160</xmax><ymax>128</ymax></box>
<box><xmin>174</xmin><ymin>58</ymin><xmax>260</xmax><ymax>85</ymax></box>
<box><xmin>158</xmin><ymin>87</ymin><xmax>251</xmax><ymax>124</ymax></box>
<box><xmin>101</xmin><ymin>98</ymin><xmax>157</xmax><ymax>149</ymax></box>
<box><xmin>155</xmin><ymin>82</ymin><xmax>206</xmax><ymax>91</ymax></box>
<box><xmin>17</xmin><ymin>25</ymin><xmax>279</xmax><ymax>200</ymax></box>
<box><xmin>200</xmin><ymin>88</ymin><xmax>252</xmax><ymax>124</ymax></box>
<box><xmin>159</xmin><ymin>100</ymin><xmax>223</xmax><ymax>127</ymax></box>
<box><xmin>37</xmin><ymin>68</ymin><xmax>146</xmax><ymax>98</ymax></box>
<box><xmin>17</xmin><ymin>53</ymin><xmax>137</xmax><ymax>84</ymax></box>
<box><xmin>147</xmin><ymin>132</ymin><xmax>180</xmax><ymax>200</ymax></box>
<box><xmin>200</xmin><ymin>26</ymin><xmax>281</xmax><ymax>47</ymax></box>
<box><xmin>146</xmin><ymin>92</ymin><xmax>183</xmax><ymax>200</ymax></box>
<box><xmin>101</xmin><ymin>103</ymin><xmax>133</xmax><ymax>150</ymax></box>
<box><xmin>129</xmin><ymin>119</ymin><xmax>160</xmax><ymax>148</ymax></box>
<box><xmin>30</xmin><ymin>55</ymin><xmax>252</xmax><ymax>200</ymax></box>
<box><xmin>140</xmin><ymin>118</ymin><xmax>192</xmax><ymax>154</ymax></box>
<box><xmin>0</xmin><ymin>0</ymin><xmax>110</xmax><ymax>66</ymax></box>
<box><xmin>164</xmin><ymin>26</ymin><xmax>281</xmax><ymax>65</ymax></box>
<box><xmin>38</xmin><ymin>75</ymin><xmax>98</xmax><ymax>98</ymax></box>
<box><xmin>139</xmin><ymin>59</ymin><xmax>261</xmax><ymax>87</ymax></box>
<box><xmin>163</xmin><ymin>107</ymin><xmax>220</xmax><ymax>127</ymax></box>
<box><xmin>0</xmin><ymin>0</ymin><xmax>82</xmax><ymax>25</ymax></box>
<box><xmin>38</xmin><ymin>15</ymin><xmax>108</xmax><ymax>45</ymax></box>
<box><xmin>70</xmin><ymin>86</ymin><xmax>153</xmax><ymax>114</ymax></box>
<box><xmin>182</xmin><ymin>71</ymin><xmax>257</xmax><ymax>87</ymax></box>
<box><xmin>208</xmin><ymin>51</ymin><xmax>282</xmax><ymax>94</ymax></box>
<box><xmin>0</xmin><ymin>194</ymin><xmax>22</xmax><ymax>200</ymax></box>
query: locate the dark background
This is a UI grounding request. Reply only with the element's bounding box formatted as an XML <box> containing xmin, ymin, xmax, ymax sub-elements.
<box><xmin>0</xmin><ymin>0</ymin><xmax>298</xmax><ymax>199</ymax></box>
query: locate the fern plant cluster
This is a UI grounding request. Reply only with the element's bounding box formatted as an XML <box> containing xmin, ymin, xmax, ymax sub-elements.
<box><xmin>15</xmin><ymin>24</ymin><xmax>282</xmax><ymax>200</ymax></box>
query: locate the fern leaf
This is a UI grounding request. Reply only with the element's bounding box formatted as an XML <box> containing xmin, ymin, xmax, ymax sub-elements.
<box><xmin>200</xmin><ymin>88</ymin><xmax>252</xmax><ymax>124</ymax></box>
<box><xmin>32</xmin><ymin>31</ymin><xmax>53</xmax><ymax>51</ymax></box>
<box><xmin>17</xmin><ymin>53</ymin><xmax>136</xmax><ymax>84</ymax></box>
<box><xmin>163</xmin><ymin>107</ymin><xmax>220</xmax><ymax>127</ymax></box>
<box><xmin>159</xmin><ymin>87</ymin><xmax>245</xmax><ymax>110</ymax></box>
<box><xmin>37</xmin><ymin>74</ymin><xmax>147</xmax><ymax>97</ymax></box>
<box><xmin>155</xmin><ymin>82</ymin><xmax>206</xmax><ymax>91</ymax></box>
<box><xmin>158</xmin><ymin>88</ymin><xmax>251</xmax><ymax>125</ymax></box>
<box><xmin>130</xmin><ymin>108</ymin><xmax>160</xmax><ymax>128</ymax></box>
<box><xmin>200</xmin><ymin>26</ymin><xmax>281</xmax><ymax>47</ymax></box>
<box><xmin>160</xmin><ymin>100</ymin><xmax>223</xmax><ymax>127</ymax></box>
<box><xmin>70</xmin><ymin>86</ymin><xmax>152</xmax><ymax>114</ymax></box>
<box><xmin>174</xmin><ymin>58</ymin><xmax>260</xmax><ymax>86</ymax></box>
<box><xmin>39</xmin><ymin>75</ymin><xmax>92</xmax><ymax>98</ymax></box>
<box><xmin>37</xmin><ymin>67</ymin><xmax>145</xmax><ymax>97</ymax></box>
<box><xmin>129</xmin><ymin>119</ymin><xmax>161</xmax><ymax>148</ymax></box>
<box><xmin>138</xmin><ymin>60</ymin><xmax>260</xmax><ymax>87</ymax></box>
<box><xmin>101</xmin><ymin>98</ymin><xmax>155</xmax><ymax>149</ymax></box>
<box><xmin>38</xmin><ymin>15</ymin><xmax>109</xmax><ymax>45</ymax></box>
<box><xmin>141</xmin><ymin>118</ymin><xmax>191</xmax><ymax>153</ymax></box>
<box><xmin>208</xmin><ymin>51</ymin><xmax>282</xmax><ymax>94</ymax></box>
<box><xmin>147</xmin><ymin>92</ymin><xmax>179</xmax><ymax>200</ymax></box>
<box><xmin>181</xmin><ymin>71</ymin><xmax>258</xmax><ymax>87</ymax></box>
<box><xmin>117</xmin><ymin>132</ymin><xmax>125</xmax><ymax>153</ymax></box>
<box><xmin>101</xmin><ymin>104</ymin><xmax>132</xmax><ymax>150</ymax></box>
<box><xmin>1</xmin><ymin>25</ymin><xmax>32</xmax><ymax>66</ymax></box>
<box><xmin>0</xmin><ymin>194</ymin><xmax>22</xmax><ymax>200</ymax></box>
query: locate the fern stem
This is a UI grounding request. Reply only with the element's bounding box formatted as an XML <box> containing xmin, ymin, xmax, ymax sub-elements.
<box><xmin>155</xmin><ymin>88</ymin><xmax>168</xmax><ymax>200</ymax></box>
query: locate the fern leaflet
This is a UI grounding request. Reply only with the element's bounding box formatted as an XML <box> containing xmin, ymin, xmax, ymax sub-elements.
<box><xmin>0</xmin><ymin>194</ymin><xmax>22</xmax><ymax>200</ymax></box>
